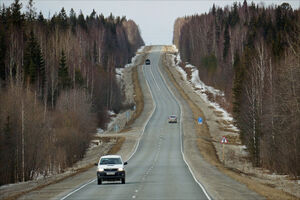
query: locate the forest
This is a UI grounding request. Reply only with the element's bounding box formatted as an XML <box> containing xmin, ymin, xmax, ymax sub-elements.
<box><xmin>0</xmin><ymin>0</ymin><xmax>144</xmax><ymax>185</ymax></box>
<box><xmin>173</xmin><ymin>1</ymin><xmax>300</xmax><ymax>177</ymax></box>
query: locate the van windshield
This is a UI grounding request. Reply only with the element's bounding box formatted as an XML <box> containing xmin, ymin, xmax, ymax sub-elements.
<box><xmin>100</xmin><ymin>158</ymin><xmax>122</xmax><ymax>165</ymax></box>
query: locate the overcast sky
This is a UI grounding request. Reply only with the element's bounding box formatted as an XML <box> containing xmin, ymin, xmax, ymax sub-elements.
<box><xmin>2</xmin><ymin>0</ymin><xmax>300</xmax><ymax>44</ymax></box>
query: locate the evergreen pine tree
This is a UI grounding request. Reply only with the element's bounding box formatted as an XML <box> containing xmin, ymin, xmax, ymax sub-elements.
<box><xmin>37</xmin><ymin>11</ymin><xmax>44</xmax><ymax>23</ymax></box>
<box><xmin>58</xmin><ymin>7</ymin><xmax>68</xmax><ymax>30</ymax></box>
<box><xmin>24</xmin><ymin>30</ymin><xmax>38</xmax><ymax>83</ymax></box>
<box><xmin>78</xmin><ymin>10</ymin><xmax>87</xmax><ymax>30</ymax></box>
<box><xmin>58</xmin><ymin>50</ymin><xmax>70</xmax><ymax>89</ymax></box>
<box><xmin>11</xmin><ymin>0</ymin><xmax>24</xmax><ymax>27</ymax></box>
<box><xmin>232</xmin><ymin>51</ymin><xmax>244</xmax><ymax>117</ymax></box>
<box><xmin>223</xmin><ymin>23</ymin><xmax>230</xmax><ymax>59</ymax></box>
<box><xmin>70</xmin><ymin>8</ymin><xmax>77</xmax><ymax>33</ymax></box>
<box><xmin>36</xmin><ymin>45</ymin><xmax>45</xmax><ymax>93</ymax></box>
<box><xmin>0</xmin><ymin>29</ymin><xmax>6</xmax><ymax>81</ymax></box>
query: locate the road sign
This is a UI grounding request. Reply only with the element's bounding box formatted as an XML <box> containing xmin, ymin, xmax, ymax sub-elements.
<box><xmin>220</xmin><ymin>136</ymin><xmax>228</xmax><ymax>144</ymax></box>
<box><xmin>221</xmin><ymin>136</ymin><xmax>228</xmax><ymax>163</ymax></box>
<box><xmin>198</xmin><ymin>117</ymin><xmax>203</xmax><ymax>124</ymax></box>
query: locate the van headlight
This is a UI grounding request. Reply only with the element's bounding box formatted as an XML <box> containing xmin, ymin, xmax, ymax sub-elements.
<box><xmin>98</xmin><ymin>168</ymin><xmax>104</xmax><ymax>172</ymax></box>
<box><xmin>118</xmin><ymin>168</ymin><xmax>124</xmax><ymax>171</ymax></box>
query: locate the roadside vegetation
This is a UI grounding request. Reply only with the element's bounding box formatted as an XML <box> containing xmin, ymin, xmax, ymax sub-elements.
<box><xmin>173</xmin><ymin>1</ymin><xmax>300</xmax><ymax>178</ymax></box>
<box><xmin>0</xmin><ymin>0</ymin><xmax>144</xmax><ymax>185</ymax></box>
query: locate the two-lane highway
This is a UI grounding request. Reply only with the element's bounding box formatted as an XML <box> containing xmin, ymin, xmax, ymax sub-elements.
<box><xmin>59</xmin><ymin>46</ymin><xmax>210</xmax><ymax>200</ymax></box>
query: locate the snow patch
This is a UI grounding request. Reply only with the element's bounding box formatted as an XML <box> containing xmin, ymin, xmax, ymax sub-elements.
<box><xmin>107</xmin><ymin>110</ymin><xmax>115</xmax><ymax>116</ymax></box>
<box><xmin>125</xmin><ymin>46</ymin><xmax>145</xmax><ymax>68</ymax></box>
<box><xmin>115</xmin><ymin>68</ymin><xmax>124</xmax><ymax>82</ymax></box>
<box><xmin>170</xmin><ymin>46</ymin><xmax>238</xmax><ymax>132</ymax></box>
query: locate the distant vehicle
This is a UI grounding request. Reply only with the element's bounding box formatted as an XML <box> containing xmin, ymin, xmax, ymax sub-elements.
<box><xmin>96</xmin><ymin>155</ymin><xmax>127</xmax><ymax>185</ymax></box>
<box><xmin>168</xmin><ymin>115</ymin><xmax>178</xmax><ymax>123</ymax></box>
<box><xmin>145</xmin><ymin>59</ymin><xmax>151</xmax><ymax>65</ymax></box>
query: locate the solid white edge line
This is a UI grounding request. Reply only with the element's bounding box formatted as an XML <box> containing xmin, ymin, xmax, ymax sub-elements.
<box><xmin>60</xmin><ymin>179</ymin><xmax>95</xmax><ymax>200</ymax></box>
<box><xmin>149</xmin><ymin>65</ymin><xmax>161</xmax><ymax>91</ymax></box>
<box><xmin>59</xmin><ymin>50</ymin><xmax>157</xmax><ymax>200</ymax></box>
<box><xmin>127</xmin><ymin>63</ymin><xmax>157</xmax><ymax>161</ymax></box>
<box><xmin>157</xmin><ymin>51</ymin><xmax>212</xmax><ymax>200</ymax></box>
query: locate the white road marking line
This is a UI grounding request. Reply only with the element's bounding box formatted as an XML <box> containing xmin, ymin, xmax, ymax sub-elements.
<box><xmin>127</xmin><ymin>64</ymin><xmax>157</xmax><ymax>161</ymax></box>
<box><xmin>157</xmin><ymin>53</ymin><xmax>212</xmax><ymax>200</ymax></box>
<box><xmin>150</xmin><ymin>66</ymin><xmax>161</xmax><ymax>91</ymax></box>
<box><xmin>60</xmin><ymin>179</ymin><xmax>95</xmax><ymax>200</ymax></box>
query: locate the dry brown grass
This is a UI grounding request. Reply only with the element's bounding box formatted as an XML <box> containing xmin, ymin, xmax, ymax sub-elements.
<box><xmin>161</xmin><ymin>52</ymin><xmax>298</xmax><ymax>200</ymax></box>
<box><xmin>219</xmin><ymin>127</ymin><xmax>240</xmax><ymax>134</ymax></box>
<box><xmin>107</xmin><ymin>137</ymin><xmax>126</xmax><ymax>155</ymax></box>
<box><xmin>223</xmin><ymin>134</ymin><xmax>241</xmax><ymax>145</ymax></box>
<box><xmin>125</xmin><ymin>65</ymin><xmax>144</xmax><ymax>128</ymax></box>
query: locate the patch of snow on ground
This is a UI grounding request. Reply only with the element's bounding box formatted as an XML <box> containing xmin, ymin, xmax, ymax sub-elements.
<box><xmin>115</xmin><ymin>68</ymin><xmax>124</xmax><ymax>82</ymax></box>
<box><xmin>169</xmin><ymin>54</ymin><xmax>187</xmax><ymax>81</ymax></box>
<box><xmin>170</xmin><ymin>46</ymin><xmax>238</xmax><ymax>131</ymax></box>
<box><xmin>125</xmin><ymin>46</ymin><xmax>145</xmax><ymax>68</ymax></box>
<box><xmin>107</xmin><ymin>110</ymin><xmax>115</xmax><ymax>116</ymax></box>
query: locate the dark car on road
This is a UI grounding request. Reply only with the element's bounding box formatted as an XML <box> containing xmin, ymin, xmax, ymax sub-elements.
<box><xmin>145</xmin><ymin>59</ymin><xmax>151</xmax><ymax>65</ymax></box>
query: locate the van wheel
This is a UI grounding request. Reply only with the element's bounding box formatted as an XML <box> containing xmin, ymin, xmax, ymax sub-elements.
<box><xmin>121</xmin><ymin>178</ymin><xmax>125</xmax><ymax>184</ymax></box>
<box><xmin>97</xmin><ymin>178</ymin><xmax>102</xmax><ymax>185</ymax></box>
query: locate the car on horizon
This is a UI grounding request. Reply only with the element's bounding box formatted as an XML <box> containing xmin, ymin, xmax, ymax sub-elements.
<box><xmin>168</xmin><ymin>115</ymin><xmax>178</xmax><ymax>123</ymax></box>
<box><xmin>95</xmin><ymin>155</ymin><xmax>127</xmax><ymax>185</ymax></box>
<box><xmin>145</xmin><ymin>59</ymin><xmax>151</xmax><ymax>65</ymax></box>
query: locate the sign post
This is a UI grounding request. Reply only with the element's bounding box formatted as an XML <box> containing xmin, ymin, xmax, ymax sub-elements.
<box><xmin>126</xmin><ymin>111</ymin><xmax>130</xmax><ymax>122</ymax></box>
<box><xmin>220</xmin><ymin>136</ymin><xmax>228</xmax><ymax>163</ymax></box>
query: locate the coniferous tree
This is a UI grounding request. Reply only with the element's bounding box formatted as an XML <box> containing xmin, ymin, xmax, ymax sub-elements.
<box><xmin>0</xmin><ymin>29</ymin><xmax>6</xmax><ymax>82</ymax></box>
<box><xmin>78</xmin><ymin>10</ymin><xmax>87</xmax><ymax>30</ymax></box>
<box><xmin>11</xmin><ymin>0</ymin><xmax>23</xmax><ymax>27</ymax></box>
<box><xmin>69</xmin><ymin>8</ymin><xmax>76</xmax><ymax>33</ymax></box>
<box><xmin>58</xmin><ymin>50</ymin><xmax>70</xmax><ymax>89</ymax></box>
<box><xmin>232</xmin><ymin>51</ymin><xmax>244</xmax><ymax>121</ymax></box>
<box><xmin>58</xmin><ymin>7</ymin><xmax>68</xmax><ymax>30</ymax></box>
<box><xmin>25</xmin><ymin>0</ymin><xmax>36</xmax><ymax>22</ymax></box>
<box><xmin>223</xmin><ymin>23</ymin><xmax>230</xmax><ymax>59</ymax></box>
<box><xmin>24</xmin><ymin>30</ymin><xmax>38</xmax><ymax>83</ymax></box>
<box><xmin>37</xmin><ymin>11</ymin><xmax>44</xmax><ymax>23</ymax></box>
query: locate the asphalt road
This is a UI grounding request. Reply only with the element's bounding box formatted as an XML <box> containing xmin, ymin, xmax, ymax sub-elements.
<box><xmin>59</xmin><ymin>46</ymin><xmax>210</xmax><ymax>200</ymax></box>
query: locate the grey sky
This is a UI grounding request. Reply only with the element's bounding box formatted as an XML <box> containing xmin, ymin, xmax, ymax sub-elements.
<box><xmin>2</xmin><ymin>0</ymin><xmax>300</xmax><ymax>44</ymax></box>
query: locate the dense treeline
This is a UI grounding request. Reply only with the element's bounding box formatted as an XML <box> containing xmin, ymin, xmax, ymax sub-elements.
<box><xmin>173</xmin><ymin>1</ymin><xmax>300</xmax><ymax>177</ymax></box>
<box><xmin>0</xmin><ymin>0</ymin><xmax>144</xmax><ymax>185</ymax></box>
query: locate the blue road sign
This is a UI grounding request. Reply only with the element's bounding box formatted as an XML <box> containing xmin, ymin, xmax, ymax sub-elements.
<box><xmin>198</xmin><ymin>117</ymin><xmax>203</xmax><ymax>124</ymax></box>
